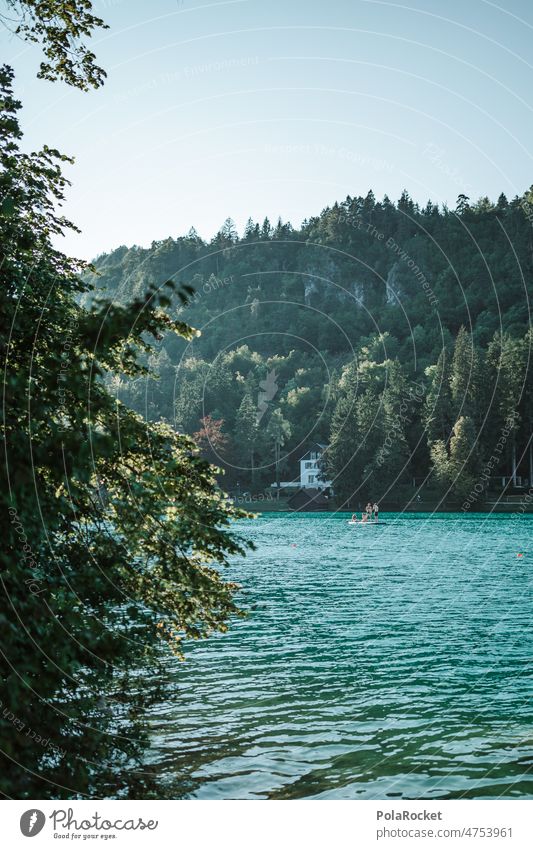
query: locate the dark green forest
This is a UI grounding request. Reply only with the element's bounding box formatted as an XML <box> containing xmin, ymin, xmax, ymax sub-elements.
<box><xmin>87</xmin><ymin>190</ymin><xmax>533</xmax><ymax>507</ymax></box>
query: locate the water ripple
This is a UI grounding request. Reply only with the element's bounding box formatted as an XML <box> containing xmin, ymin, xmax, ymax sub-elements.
<box><xmin>148</xmin><ymin>512</ymin><xmax>533</xmax><ymax>799</ymax></box>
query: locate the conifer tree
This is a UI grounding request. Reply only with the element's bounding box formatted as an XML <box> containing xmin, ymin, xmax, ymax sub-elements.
<box><xmin>235</xmin><ymin>394</ymin><xmax>259</xmax><ymax>483</ymax></box>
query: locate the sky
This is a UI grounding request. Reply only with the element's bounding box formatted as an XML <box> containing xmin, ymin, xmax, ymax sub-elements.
<box><xmin>2</xmin><ymin>0</ymin><xmax>533</xmax><ymax>259</ymax></box>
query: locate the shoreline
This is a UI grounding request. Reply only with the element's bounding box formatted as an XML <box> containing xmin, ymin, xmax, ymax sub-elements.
<box><xmin>252</xmin><ymin>501</ymin><xmax>533</xmax><ymax>514</ymax></box>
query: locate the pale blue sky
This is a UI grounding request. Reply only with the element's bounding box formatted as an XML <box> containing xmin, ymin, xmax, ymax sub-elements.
<box><xmin>2</xmin><ymin>0</ymin><xmax>533</xmax><ymax>258</ymax></box>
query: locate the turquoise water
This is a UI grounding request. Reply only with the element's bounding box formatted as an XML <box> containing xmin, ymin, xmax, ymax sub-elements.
<box><xmin>150</xmin><ymin>512</ymin><xmax>533</xmax><ymax>799</ymax></box>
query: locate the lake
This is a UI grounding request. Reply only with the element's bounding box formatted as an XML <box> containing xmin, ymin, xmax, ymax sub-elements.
<box><xmin>149</xmin><ymin>512</ymin><xmax>533</xmax><ymax>799</ymax></box>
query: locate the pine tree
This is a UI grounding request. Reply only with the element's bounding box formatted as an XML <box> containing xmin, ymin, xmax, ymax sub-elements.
<box><xmin>235</xmin><ymin>394</ymin><xmax>259</xmax><ymax>483</ymax></box>
<box><xmin>424</xmin><ymin>347</ymin><xmax>453</xmax><ymax>444</ymax></box>
<box><xmin>431</xmin><ymin>416</ymin><xmax>479</xmax><ymax>500</ymax></box>
<box><xmin>326</xmin><ymin>364</ymin><xmax>364</xmax><ymax>506</ymax></box>
<box><xmin>486</xmin><ymin>331</ymin><xmax>527</xmax><ymax>483</ymax></box>
<box><xmin>266</xmin><ymin>409</ymin><xmax>291</xmax><ymax>497</ymax></box>
<box><xmin>450</xmin><ymin>326</ymin><xmax>482</xmax><ymax>423</ymax></box>
<box><xmin>374</xmin><ymin>361</ymin><xmax>412</xmax><ymax>492</ymax></box>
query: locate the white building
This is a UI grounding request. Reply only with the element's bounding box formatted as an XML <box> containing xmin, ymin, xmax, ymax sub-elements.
<box><xmin>299</xmin><ymin>443</ymin><xmax>332</xmax><ymax>489</ymax></box>
<box><xmin>269</xmin><ymin>443</ymin><xmax>333</xmax><ymax>491</ymax></box>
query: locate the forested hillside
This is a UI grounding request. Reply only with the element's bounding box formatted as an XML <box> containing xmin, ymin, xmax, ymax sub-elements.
<box><xmin>86</xmin><ymin>189</ymin><xmax>533</xmax><ymax>506</ymax></box>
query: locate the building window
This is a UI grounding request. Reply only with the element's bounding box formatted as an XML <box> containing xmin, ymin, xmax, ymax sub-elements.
<box><xmin>308</xmin><ymin>475</ymin><xmax>315</xmax><ymax>483</ymax></box>
<box><xmin>305</xmin><ymin>462</ymin><xmax>313</xmax><ymax>469</ymax></box>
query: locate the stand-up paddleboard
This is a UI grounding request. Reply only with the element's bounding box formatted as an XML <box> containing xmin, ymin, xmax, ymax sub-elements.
<box><xmin>347</xmin><ymin>520</ymin><xmax>385</xmax><ymax>525</ymax></box>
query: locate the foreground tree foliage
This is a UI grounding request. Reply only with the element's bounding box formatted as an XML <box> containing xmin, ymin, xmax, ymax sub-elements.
<box><xmin>1</xmin><ymin>0</ymin><xmax>108</xmax><ymax>89</ymax></box>
<box><xmin>0</xmin><ymin>66</ymin><xmax>251</xmax><ymax>798</ymax></box>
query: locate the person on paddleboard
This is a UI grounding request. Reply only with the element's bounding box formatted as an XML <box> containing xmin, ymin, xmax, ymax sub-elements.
<box><xmin>373</xmin><ymin>502</ymin><xmax>379</xmax><ymax>522</ymax></box>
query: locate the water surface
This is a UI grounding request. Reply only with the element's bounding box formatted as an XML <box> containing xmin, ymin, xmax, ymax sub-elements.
<box><xmin>149</xmin><ymin>512</ymin><xmax>533</xmax><ymax>799</ymax></box>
